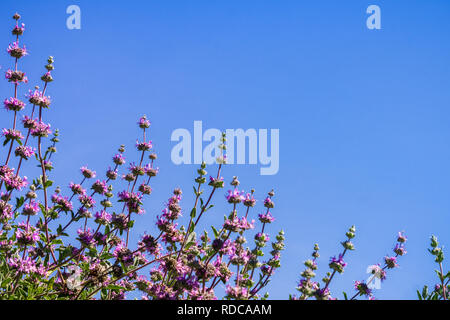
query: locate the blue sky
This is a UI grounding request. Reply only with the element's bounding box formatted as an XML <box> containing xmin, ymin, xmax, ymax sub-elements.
<box><xmin>1</xmin><ymin>0</ymin><xmax>450</xmax><ymax>299</ymax></box>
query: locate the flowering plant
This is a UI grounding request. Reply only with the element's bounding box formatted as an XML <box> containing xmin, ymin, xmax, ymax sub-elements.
<box><xmin>0</xmin><ymin>13</ymin><xmax>284</xmax><ymax>300</ymax></box>
<box><xmin>291</xmin><ymin>228</ymin><xmax>408</xmax><ymax>300</ymax></box>
<box><xmin>1</xmin><ymin>11</ymin><xmax>447</xmax><ymax>302</ymax></box>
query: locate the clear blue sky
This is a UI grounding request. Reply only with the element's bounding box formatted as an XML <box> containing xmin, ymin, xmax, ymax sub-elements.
<box><xmin>1</xmin><ymin>0</ymin><xmax>450</xmax><ymax>299</ymax></box>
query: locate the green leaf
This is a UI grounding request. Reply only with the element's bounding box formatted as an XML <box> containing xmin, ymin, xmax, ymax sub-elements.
<box><xmin>190</xmin><ymin>207</ymin><xmax>196</xmax><ymax>219</ymax></box>
<box><xmin>39</xmin><ymin>204</ymin><xmax>47</xmax><ymax>216</ymax></box>
<box><xmin>211</xmin><ymin>226</ymin><xmax>219</xmax><ymax>238</ymax></box>
<box><xmin>51</xmin><ymin>239</ymin><xmax>63</xmax><ymax>245</ymax></box>
<box><xmin>188</xmin><ymin>222</ymin><xmax>195</xmax><ymax>234</ymax></box>
<box><xmin>15</xmin><ymin>197</ymin><xmax>25</xmax><ymax>210</ymax></box>
<box><xmin>100</xmin><ymin>253</ymin><xmax>114</xmax><ymax>260</ymax></box>
<box><xmin>416</xmin><ymin>290</ymin><xmax>423</xmax><ymax>300</ymax></box>
<box><xmin>44</xmin><ymin>180</ymin><xmax>53</xmax><ymax>188</ymax></box>
<box><xmin>422</xmin><ymin>285</ymin><xmax>429</xmax><ymax>299</ymax></box>
<box><xmin>106</xmin><ymin>284</ymin><xmax>126</xmax><ymax>291</ymax></box>
<box><xmin>186</xmin><ymin>232</ymin><xmax>196</xmax><ymax>246</ymax></box>
<box><xmin>185</xmin><ymin>241</ymin><xmax>195</xmax><ymax>250</ymax></box>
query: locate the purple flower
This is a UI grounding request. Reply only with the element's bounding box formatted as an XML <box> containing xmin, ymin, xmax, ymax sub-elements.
<box><xmin>118</xmin><ymin>190</ymin><xmax>143</xmax><ymax>214</ymax></box>
<box><xmin>229</xmin><ymin>246</ymin><xmax>251</xmax><ymax>265</ymax></box>
<box><xmin>314</xmin><ymin>287</ymin><xmax>331</xmax><ymax>300</ymax></box>
<box><xmin>14</xmin><ymin>145</ymin><xmax>35</xmax><ymax>160</ymax></box>
<box><xmin>397</xmin><ymin>232</ymin><xmax>407</xmax><ymax>243</ymax></box>
<box><xmin>2</xmin><ymin>172</ymin><xmax>28</xmax><ymax>191</ymax></box>
<box><xmin>225</xmin><ymin>189</ymin><xmax>245</xmax><ymax>204</ymax></box>
<box><xmin>69</xmin><ymin>182</ymin><xmax>86</xmax><ymax>195</ymax></box>
<box><xmin>106</xmin><ymin>167</ymin><xmax>118</xmax><ymax>180</ymax></box>
<box><xmin>225</xmin><ymin>285</ymin><xmax>248</xmax><ymax>299</ymax></box>
<box><xmin>7</xmin><ymin>41</ymin><xmax>28</xmax><ymax>58</ymax></box>
<box><xmin>4</xmin><ymin>97</ymin><xmax>25</xmax><ymax>111</ymax></box>
<box><xmin>263</xmin><ymin>196</ymin><xmax>274</xmax><ymax>208</ymax></box>
<box><xmin>22</xmin><ymin>200</ymin><xmax>40</xmax><ymax>216</ymax></box>
<box><xmin>12</xmin><ymin>23</ymin><xmax>25</xmax><ymax>36</ymax></box>
<box><xmin>261</xmin><ymin>265</ymin><xmax>274</xmax><ymax>276</ymax></box>
<box><xmin>80</xmin><ymin>166</ymin><xmax>96</xmax><ymax>179</ymax></box>
<box><xmin>15</xmin><ymin>222</ymin><xmax>40</xmax><ymax>246</ymax></box>
<box><xmin>2</xmin><ymin>128</ymin><xmax>24</xmax><ymax>141</ymax></box>
<box><xmin>144</xmin><ymin>164</ymin><xmax>159</xmax><ymax>177</ymax></box>
<box><xmin>354</xmin><ymin>280</ymin><xmax>372</xmax><ymax>297</ymax></box>
<box><xmin>329</xmin><ymin>253</ymin><xmax>347</xmax><ymax>273</ymax></box>
<box><xmin>384</xmin><ymin>256</ymin><xmax>398</xmax><ymax>269</ymax></box>
<box><xmin>113</xmin><ymin>153</ymin><xmax>125</xmax><ymax>165</ymax></box>
<box><xmin>136</xmin><ymin>140</ymin><xmax>152</xmax><ymax>151</ymax></box>
<box><xmin>26</xmin><ymin>89</ymin><xmax>51</xmax><ymax>108</ymax></box>
<box><xmin>77</xmin><ymin>228</ymin><xmax>96</xmax><ymax>247</ymax></box>
<box><xmin>139</xmin><ymin>234</ymin><xmax>160</xmax><ymax>255</ymax></box>
<box><xmin>5</xmin><ymin>69</ymin><xmax>28</xmax><ymax>84</ymax></box>
<box><xmin>208</xmin><ymin>176</ymin><xmax>224</xmax><ymax>188</ymax></box>
<box><xmin>78</xmin><ymin>194</ymin><xmax>95</xmax><ymax>209</ymax></box>
<box><xmin>91</xmin><ymin>179</ymin><xmax>108</xmax><ymax>195</ymax></box>
<box><xmin>258</xmin><ymin>211</ymin><xmax>275</xmax><ymax>224</ymax></box>
<box><xmin>243</xmin><ymin>193</ymin><xmax>256</xmax><ymax>207</ymax></box>
<box><xmin>30</xmin><ymin>121</ymin><xmax>51</xmax><ymax>137</ymax></box>
<box><xmin>111</xmin><ymin>213</ymin><xmax>129</xmax><ymax>231</ymax></box>
<box><xmin>138</xmin><ymin>116</ymin><xmax>151</xmax><ymax>129</ymax></box>
<box><xmin>129</xmin><ymin>162</ymin><xmax>145</xmax><ymax>176</ymax></box>
<box><xmin>138</xmin><ymin>183</ymin><xmax>152</xmax><ymax>195</ymax></box>
<box><xmin>255</xmin><ymin>232</ymin><xmax>270</xmax><ymax>243</ymax></box>
<box><xmin>95</xmin><ymin>210</ymin><xmax>112</xmax><ymax>225</ymax></box>
<box><xmin>113</xmin><ymin>242</ymin><xmax>134</xmax><ymax>266</ymax></box>
<box><xmin>22</xmin><ymin>115</ymin><xmax>37</xmax><ymax>129</ymax></box>
<box><xmin>52</xmin><ymin>194</ymin><xmax>73</xmax><ymax>212</ymax></box>
<box><xmin>393</xmin><ymin>243</ymin><xmax>407</xmax><ymax>256</ymax></box>
<box><xmin>8</xmin><ymin>256</ymin><xmax>37</xmax><ymax>274</ymax></box>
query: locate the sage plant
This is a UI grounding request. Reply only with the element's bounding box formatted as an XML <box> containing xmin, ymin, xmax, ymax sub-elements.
<box><xmin>291</xmin><ymin>228</ymin><xmax>407</xmax><ymax>300</ymax></box>
<box><xmin>0</xmin><ymin>13</ymin><xmax>284</xmax><ymax>300</ymax></box>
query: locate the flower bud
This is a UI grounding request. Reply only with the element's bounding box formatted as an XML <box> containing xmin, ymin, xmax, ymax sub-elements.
<box><xmin>342</xmin><ymin>240</ymin><xmax>355</xmax><ymax>250</ymax></box>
